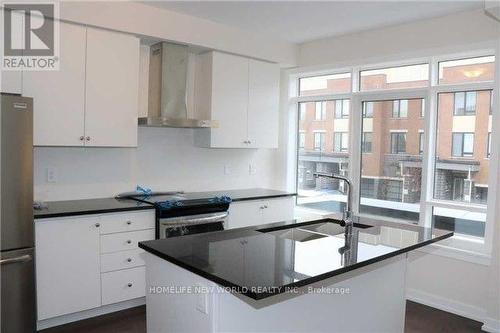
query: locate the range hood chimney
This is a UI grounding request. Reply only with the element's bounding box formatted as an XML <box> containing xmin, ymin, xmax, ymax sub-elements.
<box><xmin>139</xmin><ymin>42</ymin><xmax>217</xmax><ymax>128</ymax></box>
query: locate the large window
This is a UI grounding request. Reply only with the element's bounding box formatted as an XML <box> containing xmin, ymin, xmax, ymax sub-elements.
<box><xmin>294</xmin><ymin>54</ymin><xmax>496</xmax><ymax>248</ymax></box>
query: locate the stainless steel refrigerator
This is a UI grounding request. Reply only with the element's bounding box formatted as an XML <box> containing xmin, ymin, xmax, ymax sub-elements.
<box><xmin>0</xmin><ymin>93</ymin><xmax>36</xmax><ymax>333</ymax></box>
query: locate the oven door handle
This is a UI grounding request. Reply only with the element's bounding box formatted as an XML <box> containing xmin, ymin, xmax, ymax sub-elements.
<box><xmin>160</xmin><ymin>212</ymin><xmax>229</xmax><ymax>227</ymax></box>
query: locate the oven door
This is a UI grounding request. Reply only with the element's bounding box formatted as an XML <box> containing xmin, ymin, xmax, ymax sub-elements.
<box><xmin>159</xmin><ymin>212</ymin><xmax>228</xmax><ymax>239</ymax></box>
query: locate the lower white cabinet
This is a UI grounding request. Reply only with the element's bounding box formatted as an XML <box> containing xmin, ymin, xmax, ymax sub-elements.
<box><xmin>35</xmin><ymin>210</ymin><xmax>155</xmax><ymax>321</ymax></box>
<box><xmin>35</xmin><ymin>215</ymin><xmax>101</xmax><ymax>320</ymax></box>
<box><xmin>101</xmin><ymin>267</ymin><xmax>146</xmax><ymax>305</ymax></box>
<box><xmin>227</xmin><ymin>197</ymin><xmax>295</xmax><ymax>229</ymax></box>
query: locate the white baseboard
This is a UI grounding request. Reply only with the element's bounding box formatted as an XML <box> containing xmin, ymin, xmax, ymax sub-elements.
<box><xmin>37</xmin><ymin>297</ymin><xmax>145</xmax><ymax>331</ymax></box>
<box><xmin>482</xmin><ymin>317</ymin><xmax>500</xmax><ymax>333</ymax></box>
<box><xmin>406</xmin><ymin>288</ymin><xmax>486</xmax><ymax>323</ymax></box>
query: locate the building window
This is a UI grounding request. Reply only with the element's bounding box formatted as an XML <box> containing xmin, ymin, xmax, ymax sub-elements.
<box><xmin>362</xmin><ymin>132</ymin><xmax>372</xmax><ymax>153</ymax></box>
<box><xmin>487</xmin><ymin>132</ymin><xmax>491</xmax><ymax>158</ymax></box>
<box><xmin>451</xmin><ymin>133</ymin><xmax>474</xmax><ymax>157</ymax></box>
<box><xmin>299</xmin><ymin>133</ymin><xmax>305</xmax><ymax>149</ymax></box>
<box><xmin>314</xmin><ymin>132</ymin><xmax>325</xmax><ymax>151</ymax></box>
<box><xmin>419</xmin><ymin>132</ymin><xmax>424</xmax><ymax>154</ymax></box>
<box><xmin>421</xmin><ymin>100</ymin><xmax>425</xmax><ymax>118</ymax></box>
<box><xmin>334</xmin><ymin>132</ymin><xmax>348</xmax><ymax>152</ymax></box>
<box><xmin>392</xmin><ymin>100</ymin><xmax>408</xmax><ymax>118</ymax></box>
<box><xmin>299</xmin><ymin>103</ymin><xmax>306</xmax><ymax>120</ymax></box>
<box><xmin>334</xmin><ymin>99</ymin><xmax>350</xmax><ymax>119</ymax></box>
<box><xmin>360</xmin><ymin>64</ymin><xmax>429</xmax><ymax>91</ymax></box>
<box><xmin>438</xmin><ymin>56</ymin><xmax>495</xmax><ymax>84</ymax></box>
<box><xmin>454</xmin><ymin>91</ymin><xmax>476</xmax><ymax>115</ymax></box>
<box><xmin>363</xmin><ymin>102</ymin><xmax>374</xmax><ymax>118</ymax></box>
<box><xmin>315</xmin><ymin>101</ymin><xmax>326</xmax><ymax>120</ymax></box>
<box><xmin>390</xmin><ymin>133</ymin><xmax>407</xmax><ymax>154</ymax></box>
<box><xmin>299</xmin><ymin>73</ymin><xmax>352</xmax><ymax>96</ymax></box>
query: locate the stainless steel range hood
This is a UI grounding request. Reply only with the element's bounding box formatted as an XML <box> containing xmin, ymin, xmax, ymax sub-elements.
<box><xmin>139</xmin><ymin>42</ymin><xmax>217</xmax><ymax>128</ymax></box>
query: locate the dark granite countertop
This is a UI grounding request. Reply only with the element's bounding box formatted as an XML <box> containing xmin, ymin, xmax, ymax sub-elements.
<box><xmin>139</xmin><ymin>216</ymin><xmax>453</xmax><ymax>300</ymax></box>
<box><xmin>34</xmin><ymin>188</ymin><xmax>296</xmax><ymax>219</ymax></box>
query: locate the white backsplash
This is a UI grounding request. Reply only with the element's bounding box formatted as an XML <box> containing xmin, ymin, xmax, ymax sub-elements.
<box><xmin>34</xmin><ymin>127</ymin><xmax>279</xmax><ymax>201</ymax></box>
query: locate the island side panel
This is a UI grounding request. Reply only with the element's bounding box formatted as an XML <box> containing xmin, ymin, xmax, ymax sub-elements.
<box><xmin>144</xmin><ymin>253</ymin><xmax>218</xmax><ymax>333</ymax></box>
<box><xmin>216</xmin><ymin>255</ymin><xmax>407</xmax><ymax>333</ymax></box>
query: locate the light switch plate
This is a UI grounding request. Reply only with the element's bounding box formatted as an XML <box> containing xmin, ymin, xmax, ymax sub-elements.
<box><xmin>249</xmin><ymin>164</ymin><xmax>257</xmax><ymax>175</ymax></box>
<box><xmin>46</xmin><ymin>167</ymin><xmax>57</xmax><ymax>183</ymax></box>
<box><xmin>224</xmin><ymin>165</ymin><xmax>232</xmax><ymax>175</ymax></box>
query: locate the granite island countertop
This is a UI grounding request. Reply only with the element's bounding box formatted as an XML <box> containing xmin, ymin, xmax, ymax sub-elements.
<box><xmin>34</xmin><ymin>188</ymin><xmax>296</xmax><ymax>219</ymax></box>
<box><xmin>139</xmin><ymin>216</ymin><xmax>453</xmax><ymax>300</ymax></box>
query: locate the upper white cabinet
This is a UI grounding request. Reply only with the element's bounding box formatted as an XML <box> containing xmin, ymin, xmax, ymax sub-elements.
<box><xmin>24</xmin><ymin>22</ymin><xmax>87</xmax><ymax>146</ymax></box>
<box><xmin>194</xmin><ymin>52</ymin><xmax>280</xmax><ymax>149</ymax></box>
<box><xmin>23</xmin><ymin>22</ymin><xmax>139</xmax><ymax>147</ymax></box>
<box><xmin>85</xmin><ymin>28</ymin><xmax>139</xmax><ymax>147</ymax></box>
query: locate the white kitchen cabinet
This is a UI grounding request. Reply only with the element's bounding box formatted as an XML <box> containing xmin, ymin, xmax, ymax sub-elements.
<box><xmin>247</xmin><ymin>59</ymin><xmax>280</xmax><ymax>148</ymax></box>
<box><xmin>35</xmin><ymin>215</ymin><xmax>101</xmax><ymax>320</ymax></box>
<box><xmin>84</xmin><ymin>28</ymin><xmax>139</xmax><ymax>147</ymax></box>
<box><xmin>227</xmin><ymin>197</ymin><xmax>295</xmax><ymax>229</ymax></box>
<box><xmin>194</xmin><ymin>52</ymin><xmax>280</xmax><ymax>149</ymax></box>
<box><xmin>24</xmin><ymin>23</ymin><xmax>139</xmax><ymax>147</ymax></box>
<box><xmin>24</xmin><ymin>21</ymin><xmax>87</xmax><ymax>146</ymax></box>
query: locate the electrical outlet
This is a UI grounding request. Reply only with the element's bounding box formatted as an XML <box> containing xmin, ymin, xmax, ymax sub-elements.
<box><xmin>249</xmin><ymin>164</ymin><xmax>257</xmax><ymax>175</ymax></box>
<box><xmin>46</xmin><ymin>167</ymin><xmax>57</xmax><ymax>183</ymax></box>
<box><xmin>195</xmin><ymin>283</ymin><xmax>208</xmax><ymax>314</ymax></box>
<box><xmin>224</xmin><ymin>165</ymin><xmax>232</xmax><ymax>175</ymax></box>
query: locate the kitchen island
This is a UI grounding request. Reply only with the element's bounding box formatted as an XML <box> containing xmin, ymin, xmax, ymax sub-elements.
<box><xmin>139</xmin><ymin>217</ymin><xmax>453</xmax><ymax>333</ymax></box>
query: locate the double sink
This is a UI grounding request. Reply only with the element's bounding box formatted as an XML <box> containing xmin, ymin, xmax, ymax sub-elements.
<box><xmin>258</xmin><ymin>219</ymin><xmax>372</xmax><ymax>242</ymax></box>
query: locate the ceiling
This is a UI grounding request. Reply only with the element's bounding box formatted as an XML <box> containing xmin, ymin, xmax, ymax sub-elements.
<box><xmin>142</xmin><ymin>1</ymin><xmax>484</xmax><ymax>44</ymax></box>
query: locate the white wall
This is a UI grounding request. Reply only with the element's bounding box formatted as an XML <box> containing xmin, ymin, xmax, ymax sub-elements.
<box><xmin>288</xmin><ymin>8</ymin><xmax>500</xmax><ymax>329</ymax></box>
<box><xmin>34</xmin><ymin>127</ymin><xmax>279</xmax><ymax>201</ymax></box>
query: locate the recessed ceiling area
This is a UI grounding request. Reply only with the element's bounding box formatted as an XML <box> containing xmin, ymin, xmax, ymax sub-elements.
<box><xmin>142</xmin><ymin>1</ymin><xmax>483</xmax><ymax>44</ymax></box>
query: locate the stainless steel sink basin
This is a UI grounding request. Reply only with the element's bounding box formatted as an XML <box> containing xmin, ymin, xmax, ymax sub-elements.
<box><xmin>266</xmin><ymin>228</ymin><xmax>327</xmax><ymax>242</ymax></box>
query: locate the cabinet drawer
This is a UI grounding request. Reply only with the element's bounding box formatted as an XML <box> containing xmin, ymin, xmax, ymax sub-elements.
<box><xmin>101</xmin><ymin>267</ymin><xmax>145</xmax><ymax>305</ymax></box>
<box><xmin>100</xmin><ymin>229</ymin><xmax>155</xmax><ymax>254</ymax></box>
<box><xmin>100</xmin><ymin>249</ymin><xmax>145</xmax><ymax>273</ymax></box>
<box><xmin>99</xmin><ymin>210</ymin><xmax>155</xmax><ymax>234</ymax></box>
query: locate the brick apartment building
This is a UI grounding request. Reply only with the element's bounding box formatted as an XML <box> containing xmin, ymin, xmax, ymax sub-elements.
<box><xmin>298</xmin><ymin>61</ymin><xmax>494</xmax><ymax>217</ymax></box>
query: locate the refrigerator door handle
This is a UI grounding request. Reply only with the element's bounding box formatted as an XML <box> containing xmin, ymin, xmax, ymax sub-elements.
<box><xmin>0</xmin><ymin>254</ymin><xmax>32</xmax><ymax>265</ymax></box>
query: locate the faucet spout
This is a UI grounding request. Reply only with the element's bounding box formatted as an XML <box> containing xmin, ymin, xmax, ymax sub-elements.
<box><xmin>313</xmin><ymin>172</ymin><xmax>353</xmax><ymax>233</ymax></box>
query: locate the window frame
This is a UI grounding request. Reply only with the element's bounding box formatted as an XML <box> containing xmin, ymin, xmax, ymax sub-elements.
<box><xmin>289</xmin><ymin>48</ymin><xmax>498</xmax><ymax>257</ymax></box>
<box><xmin>451</xmin><ymin>132</ymin><xmax>475</xmax><ymax>157</ymax></box>
<box><xmin>390</xmin><ymin>132</ymin><xmax>407</xmax><ymax>154</ymax></box>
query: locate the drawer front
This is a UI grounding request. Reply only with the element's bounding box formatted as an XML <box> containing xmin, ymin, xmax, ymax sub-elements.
<box><xmin>101</xmin><ymin>267</ymin><xmax>145</xmax><ymax>305</ymax></box>
<box><xmin>100</xmin><ymin>249</ymin><xmax>145</xmax><ymax>273</ymax></box>
<box><xmin>100</xmin><ymin>229</ymin><xmax>155</xmax><ymax>254</ymax></box>
<box><xmin>99</xmin><ymin>210</ymin><xmax>155</xmax><ymax>234</ymax></box>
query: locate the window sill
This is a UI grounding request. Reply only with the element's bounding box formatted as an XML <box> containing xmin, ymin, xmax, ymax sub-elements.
<box><xmin>415</xmin><ymin>241</ymin><xmax>491</xmax><ymax>266</ymax></box>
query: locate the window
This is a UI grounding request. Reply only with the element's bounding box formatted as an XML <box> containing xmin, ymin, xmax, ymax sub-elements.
<box><xmin>299</xmin><ymin>103</ymin><xmax>306</xmax><ymax>120</ymax></box>
<box><xmin>294</xmin><ymin>54</ymin><xmax>496</xmax><ymax>246</ymax></box>
<box><xmin>299</xmin><ymin>73</ymin><xmax>352</xmax><ymax>96</ymax></box>
<box><xmin>360</xmin><ymin>99</ymin><xmax>423</xmax><ymax>222</ymax></box>
<box><xmin>392</xmin><ymin>100</ymin><xmax>408</xmax><ymax>118</ymax></box>
<box><xmin>363</xmin><ymin>102</ymin><xmax>374</xmax><ymax>118</ymax></box>
<box><xmin>334</xmin><ymin>132</ymin><xmax>348</xmax><ymax>152</ymax></box>
<box><xmin>439</xmin><ymin>56</ymin><xmax>495</xmax><ymax>84</ymax></box>
<box><xmin>419</xmin><ymin>132</ymin><xmax>424</xmax><ymax>154</ymax></box>
<box><xmin>487</xmin><ymin>133</ymin><xmax>491</xmax><ymax>158</ymax></box>
<box><xmin>334</xmin><ymin>99</ymin><xmax>350</xmax><ymax>118</ymax></box>
<box><xmin>313</xmin><ymin>132</ymin><xmax>325</xmax><ymax>151</ymax></box>
<box><xmin>454</xmin><ymin>91</ymin><xmax>477</xmax><ymax>115</ymax></box>
<box><xmin>299</xmin><ymin>133</ymin><xmax>305</xmax><ymax>149</ymax></box>
<box><xmin>362</xmin><ymin>132</ymin><xmax>372</xmax><ymax>153</ymax></box>
<box><xmin>391</xmin><ymin>133</ymin><xmax>407</xmax><ymax>154</ymax></box>
<box><xmin>315</xmin><ymin>102</ymin><xmax>326</xmax><ymax>120</ymax></box>
<box><xmin>452</xmin><ymin>133</ymin><xmax>474</xmax><ymax>157</ymax></box>
<box><xmin>360</xmin><ymin>64</ymin><xmax>429</xmax><ymax>91</ymax></box>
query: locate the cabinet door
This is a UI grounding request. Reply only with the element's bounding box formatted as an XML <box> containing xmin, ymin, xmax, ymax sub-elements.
<box><xmin>227</xmin><ymin>200</ymin><xmax>265</xmax><ymax>229</ymax></box>
<box><xmin>85</xmin><ymin>28</ymin><xmax>139</xmax><ymax>147</ymax></box>
<box><xmin>35</xmin><ymin>216</ymin><xmax>101</xmax><ymax>320</ymax></box>
<box><xmin>210</xmin><ymin>52</ymin><xmax>249</xmax><ymax>148</ymax></box>
<box><xmin>247</xmin><ymin>59</ymin><xmax>280</xmax><ymax>148</ymax></box>
<box><xmin>262</xmin><ymin>197</ymin><xmax>295</xmax><ymax>224</ymax></box>
<box><xmin>23</xmin><ymin>21</ymin><xmax>86</xmax><ymax>146</ymax></box>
